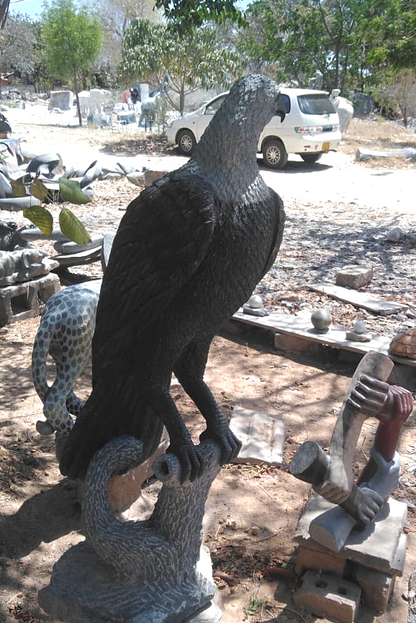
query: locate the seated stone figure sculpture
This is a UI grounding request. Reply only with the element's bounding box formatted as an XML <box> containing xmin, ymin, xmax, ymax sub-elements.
<box><xmin>32</xmin><ymin>280</ymin><xmax>101</xmax><ymax>435</ymax></box>
<box><xmin>0</xmin><ymin>247</ymin><xmax>57</xmax><ymax>286</ymax></box>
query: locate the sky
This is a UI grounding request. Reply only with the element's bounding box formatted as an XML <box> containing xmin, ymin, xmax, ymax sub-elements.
<box><xmin>10</xmin><ymin>0</ymin><xmax>44</xmax><ymax>19</ymax></box>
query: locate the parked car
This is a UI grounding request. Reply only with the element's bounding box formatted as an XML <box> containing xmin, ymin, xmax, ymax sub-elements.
<box><xmin>165</xmin><ymin>87</ymin><xmax>342</xmax><ymax>169</ymax></box>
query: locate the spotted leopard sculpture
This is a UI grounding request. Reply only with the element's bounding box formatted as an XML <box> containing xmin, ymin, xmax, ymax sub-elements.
<box><xmin>32</xmin><ymin>280</ymin><xmax>102</xmax><ymax>436</ymax></box>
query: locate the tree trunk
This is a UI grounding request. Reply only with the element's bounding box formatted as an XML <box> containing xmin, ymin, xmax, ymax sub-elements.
<box><xmin>73</xmin><ymin>70</ymin><xmax>82</xmax><ymax>127</ymax></box>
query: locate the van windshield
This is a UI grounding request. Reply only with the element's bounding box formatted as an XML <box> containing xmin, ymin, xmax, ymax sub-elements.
<box><xmin>297</xmin><ymin>95</ymin><xmax>335</xmax><ymax>115</ymax></box>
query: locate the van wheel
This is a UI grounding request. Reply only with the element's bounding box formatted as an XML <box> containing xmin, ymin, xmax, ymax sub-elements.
<box><xmin>301</xmin><ymin>153</ymin><xmax>323</xmax><ymax>163</ymax></box>
<box><xmin>262</xmin><ymin>139</ymin><xmax>288</xmax><ymax>170</ymax></box>
<box><xmin>177</xmin><ymin>129</ymin><xmax>196</xmax><ymax>155</ymax></box>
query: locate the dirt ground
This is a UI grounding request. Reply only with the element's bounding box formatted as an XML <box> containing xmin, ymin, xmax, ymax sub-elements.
<box><xmin>0</xmin><ymin>103</ymin><xmax>416</xmax><ymax>623</ymax></box>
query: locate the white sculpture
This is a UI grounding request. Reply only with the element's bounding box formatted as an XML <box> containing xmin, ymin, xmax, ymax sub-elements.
<box><xmin>330</xmin><ymin>89</ymin><xmax>354</xmax><ymax>135</ymax></box>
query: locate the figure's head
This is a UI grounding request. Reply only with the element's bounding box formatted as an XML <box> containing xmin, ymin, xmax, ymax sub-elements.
<box><xmin>225</xmin><ymin>74</ymin><xmax>285</xmax><ymax>124</ymax></box>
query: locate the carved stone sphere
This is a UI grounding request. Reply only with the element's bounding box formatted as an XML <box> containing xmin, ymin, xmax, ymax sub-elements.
<box><xmin>311</xmin><ymin>308</ymin><xmax>332</xmax><ymax>333</ymax></box>
<box><xmin>248</xmin><ymin>295</ymin><xmax>263</xmax><ymax>309</ymax></box>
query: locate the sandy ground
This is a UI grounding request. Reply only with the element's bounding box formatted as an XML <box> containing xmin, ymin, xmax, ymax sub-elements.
<box><xmin>0</xmin><ymin>101</ymin><xmax>415</xmax><ymax>623</ymax></box>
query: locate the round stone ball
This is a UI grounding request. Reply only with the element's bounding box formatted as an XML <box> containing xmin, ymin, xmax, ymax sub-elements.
<box><xmin>353</xmin><ymin>320</ymin><xmax>368</xmax><ymax>334</ymax></box>
<box><xmin>248</xmin><ymin>295</ymin><xmax>263</xmax><ymax>309</ymax></box>
<box><xmin>311</xmin><ymin>308</ymin><xmax>332</xmax><ymax>333</ymax></box>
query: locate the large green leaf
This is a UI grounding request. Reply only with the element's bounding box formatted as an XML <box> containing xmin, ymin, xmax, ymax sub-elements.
<box><xmin>29</xmin><ymin>178</ymin><xmax>49</xmax><ymax>202</ymax></box>
<box><xmin>59</xmin><ymin>207</ymin><xmax>91</xmax><ymax>245</ymax></box>
<box><xmin>59</xmin><ymin>178</ymin><xmax>92</xmax><ymax>205</ymax></box>
<box><xmin>11</xmin><ymin>178</ymin><xmax>27</xmax><ymax>197</ymax></box>
<box><xmin>23</xmin><ymin>206</ymin><xmax>53</xmax><ymax>236</ymax></box>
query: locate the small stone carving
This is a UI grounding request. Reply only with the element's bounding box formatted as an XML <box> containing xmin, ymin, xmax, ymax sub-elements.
<box><xmin>389</xmin><ymin>326</ymin><xmax>416</xmax><ymax>360</ymax></box>
<box><xmin>38</xmin><ymin>437</ymin><xmax>222</xmax><ymax>623</ymax></box>
<box><xmin>243</xmin><ymin>294</ymin><xmax>269</xmax><ymax>317</ymax></box>
<box><xmin>311</xmin><ymin>308</ymin><xmax>332</xmax><ymax>333</ymax></box>
<box><xmin>0</xmin><ymin>247</ymin><xmax>58</xmax><ymax>286</ymax></box>
<box><xmin>32</xmin><ymin>280</ymin><xmax>101</xmax><ymax>436</ymax></box>
<box><xmin>345</xmin><ymin>320</ymin><xmax>372</xmax><ymax>342</ymax></box>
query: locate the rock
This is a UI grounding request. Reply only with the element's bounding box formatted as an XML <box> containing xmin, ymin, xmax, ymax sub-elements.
<box><xmin>335</xmin><ymin>265</ymin><xmax>373</xmax><ymax>289</ymax></box>
<box><xmin>345</xmin><ymin>330</ymin><xmax>372</xmax><ymax>342</ymax></box>
<box><xmin>386</xmin><ymin>227</ymin><xmax>405</xmax><ymax>243</ymax></box>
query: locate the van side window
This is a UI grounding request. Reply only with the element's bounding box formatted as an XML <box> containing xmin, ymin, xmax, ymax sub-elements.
<box><xmin>205</xmin><ymin>96</ymin><xmax>226</xmax><ymax>116</ymax></box>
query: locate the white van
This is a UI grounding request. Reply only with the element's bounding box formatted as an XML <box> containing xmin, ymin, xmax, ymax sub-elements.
<box><xmin>165</xmin><ymin>87</ymin><xmax>342</xmax><ymax>169</ymax></box>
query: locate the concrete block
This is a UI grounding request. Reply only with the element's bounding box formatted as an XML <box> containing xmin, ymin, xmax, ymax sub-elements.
<box><xmin>336</xmin><ymin>266</ymin><xmax>373</xmax><ymax>289</ymax></box>
<box><xmin>294</xmin><ymin>569</ymin><xmax>361</xmax><ymax>623</ymax></box>
<box><xmin>295</xmin><ymin>544</ymin><xmax>346</xmax><ymax>576</ymax></box>
<box><xmin>229</xmin><ymin>406</ymin><xmax>284</xmax><ymax>466</ymax></box>
<box><xmin>0</xmin><ymin>273</ymin><xmax>60</xmax><ymax>326</ymax></box>
<box><xmin>354</xmin><ymin>566</ymin><xmax>394</xmax><ymax>613</ymax></box>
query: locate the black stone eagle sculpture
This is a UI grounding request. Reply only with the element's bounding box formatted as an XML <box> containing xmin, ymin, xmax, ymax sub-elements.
<box><xmin>60</xmin><ymin>74</ymin><xmax>286</xmax><ymax>482</ymax></box>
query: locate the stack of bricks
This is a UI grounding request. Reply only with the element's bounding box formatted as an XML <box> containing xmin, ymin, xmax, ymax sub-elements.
<box><xmin>292</xmin><ymin>491</ymin><xmax>408</xmax><ymax>623</ymax></box>
<box><xmin>0</xmin><ymin>273</ymin><xmax>60</xmax><ymax>327</ymax></box>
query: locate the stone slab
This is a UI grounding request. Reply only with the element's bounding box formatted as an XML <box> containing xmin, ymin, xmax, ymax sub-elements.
<box><xmin>294</xmin><ymin>569</ymin><xmax>361</xmax><ymax>623</ymax></box>
<box><xmin>0</xmin><ymin>273</ymin><xmax>60</xmax><ymax>326</ymax></box>
<box><xmin>229</xmin><ymin>406</ymin><xmax>284</xmax><ymax>466</ymax></box>
<box><xmin>308</xmin><ymin>282</ymin><xmax>407</xmax><ymax>315</ymax></box>
<box><xmin>294</xmin><ymin>492</ymin><xmax>408</xmax><ymax>575</ymax></box>
<box><xmin>231</xmin><ymin>310</ymin><xmax>416</xmax><ymax>368</ymax></box>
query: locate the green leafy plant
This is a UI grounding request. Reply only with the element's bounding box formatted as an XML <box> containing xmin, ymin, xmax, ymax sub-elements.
<box><xmin>243</xmin><ymin>594</ymin><xmax>262</xmax><ymax>616</ymax></box>
<box><xmin>11</xmin><ymin>175</ymin><xmax>92</xmax><ymax>245</ymax></box>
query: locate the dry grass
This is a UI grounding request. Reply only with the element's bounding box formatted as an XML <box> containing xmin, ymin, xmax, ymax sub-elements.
<box><xmin>340</xmin><ymin>117</ymin><xmax>416</xmax><ymax>168</ymax></box>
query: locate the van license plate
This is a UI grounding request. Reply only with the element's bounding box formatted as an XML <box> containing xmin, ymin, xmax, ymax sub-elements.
<box><xmin>322</xmin><ymin>142</ymin><xmax>330</xmax><ymax>152</ymax></box>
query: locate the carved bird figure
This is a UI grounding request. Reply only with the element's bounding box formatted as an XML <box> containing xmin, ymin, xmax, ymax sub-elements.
<box><xmin>60</xmin><ymin>74</ymin><xmax>286</xmax><ymax>482</ymax></box>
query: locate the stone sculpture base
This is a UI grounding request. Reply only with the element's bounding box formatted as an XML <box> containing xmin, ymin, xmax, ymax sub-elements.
<box><xmin>39</xmin><ymin>438</ymin><xmax>223</xmax><ymax>623</ymax></box>
<box><xmin>293</xmin><ymin>491</ymin><xmax>408</xmax><ymax>618</ymax></box>
<box><xmin>39</xmin><ymin>542</ymin><xmax>216</xmax><ymax>623</ymax></box>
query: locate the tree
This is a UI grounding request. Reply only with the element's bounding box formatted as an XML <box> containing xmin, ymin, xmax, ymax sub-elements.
<box><xmin>40</xmin><ymin>0</ymin><xmax>103</xmax><ymax>125</ymax></box>
<box><xmin>87</xmin><ymin>0</ymin><xmax>159</xmax><ymax>85</ymax></box>
<box><xmin>154</xmin><ymin>0</ymin><xmax>246</xmax><ymax>32</ymax></box>
<box><xmin>0</xmin><ymin>12</ymin><xmax>38</xmax><ymax>88</ymax></box>
<box><xmin>362</xmin><ymin>0</ymin><xmax>416</xmax><ymax>70</ymax></box>
<box><xmin>239</xmin><ymin>0</ymin><xmax>362</xmax><ymax>93</ymax></box>
<box><xmin>120</xmin><ymin>19</ymin><xmax>243</xmax><ymax>114</ymax></box>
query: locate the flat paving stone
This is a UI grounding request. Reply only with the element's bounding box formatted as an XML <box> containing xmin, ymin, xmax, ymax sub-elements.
<box><xmin>232</xmin><ymin>310</ymin><xmax>416</xmax><ymax>368</ymax></box>
<box><xmin>308</xmin><ymin>282</ymin><xmax>407</xmax><ymax>315</ymax></box>
<box><xmin>229</xmin><ymin>406</ymin><xmax>285</xmax><ymax>466</ymax></box>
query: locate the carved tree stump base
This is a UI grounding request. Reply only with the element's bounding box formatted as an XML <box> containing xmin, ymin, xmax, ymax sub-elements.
<box><xmin>39</xmin><ymin>438</ymin><xmax>223</xmax><ymax>623</ymax></box>
<box><xmin>38</xmin><ymin>542</ymin><xmax>217</xmax><ymax>623</ymax></box>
